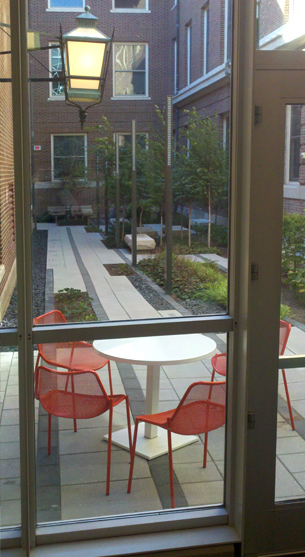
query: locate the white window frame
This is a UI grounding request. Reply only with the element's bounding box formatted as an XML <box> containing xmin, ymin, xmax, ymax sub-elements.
<box><xmin>111</xmin><ymin>0</ymin><xmax>150</xmax><ymax>13</ymax></box>
<box><xmin>224</xmin><ymin>0</ymin><xmax>232</xmax><ymax>62</ymax></box>
<box><xmin>203</xmin><ymin>6</ymin><xmax>209</xmax><ymax>76</ymax></box>
<box><xmin>51</xmin><ymin>133</ymin><xmax>87</xmax><ymax>182</ymax></box>
<box><xmin>46</xmin><ymin>0</ymin><xmax>85</xmax><ymax>12</ymax></box>
<box><xmin>112</xmin><ymin>43</ymin><xmax>149</xmax><ymax>100</ymax></box>
<box><xmin>186</xmin><ymin>23</ymin><xmax>192</xmax><ymax>86</ymax></box>
<box><xmin>114</xmin><ymin>132</ymin><xmax>149</xmax><ymax>149</ymax></box>
<box><xmin>173</xmin><ymin>38</ymin><xmax>178</xmax><ymax>94</ymax></box>
<box><xmin>48</xmin><ymin>43</ymin><xmax>64</xmax><ymax>100</ymax></box>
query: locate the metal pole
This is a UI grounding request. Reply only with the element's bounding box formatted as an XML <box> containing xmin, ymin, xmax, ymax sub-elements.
<box><xmin>105</xmin><ymin>156</ymin><xmax>109</xmax><ymax>235</ymax></box>
<box><xmin>165</xmin><ymin>95</ymin><xmax>173</xmax><ymax>295</ymax></box>
<box><xmin>131</xmin><ymin>120</ymin><xmax>137</xmax><ymax>266</ymax></box>
<box><xmin>96</xmin><ymin>151</ymin><xmax>100</xmax><ymax>230</ymax></box>
<box><xmin>115</xmin><ymin>134</ymin><xmax>120</xmax><ymax>248</ymax></box>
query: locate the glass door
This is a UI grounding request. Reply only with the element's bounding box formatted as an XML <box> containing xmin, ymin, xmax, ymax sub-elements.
<box><xmin>242</xmin><ymin>49</ymin><xmax>305</xmax><ymax>555</ymax></box>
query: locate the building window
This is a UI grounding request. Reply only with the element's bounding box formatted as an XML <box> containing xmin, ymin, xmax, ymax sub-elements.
<box><xmin>51</xmin><ymin>135</ymin><xmax>87</xmax><ymax>181</ymax></box>
<box><xmin>223</xmin><ymin>114</ymin><xmax>230</xmax><ymax>150</ymax></box>
<box><xmin>225</xmin><ymin>0</ymin><xmax>232</xmax><ymax>62</ymax></box>
<box><xmin>116</xmin><ymin>132</ymin><xmax>148</xmax><ymax>149</ymax></box>
<box><xmin>112</xmin><ymin>0</ymin><xmax>148</xmax><ymax>10</ymax></box>
<box><xmin>203</xmin><ymin>6</ymin><xmax>209</xmax><ymax>75</ymax></box>
<box><xmin>289</xmin><ymin>105</ymin><xmax>301</xmax><ymax>182</ymax></box>
<box><xmin>173</xmin><ymin>39</ymin><xmax>178</xmax><ymax>94</ymax></box>
<box><xmin>186</xmin><ymin>23</ymin><xmax>192</xmax><ymax>85</ymax></box>
<box><xmin>114</xmin><ymin>44</ymin><xmax>148</xmax><ymax>98</ymax></box>
<box><xmin>49</xmin><ymin>45</ymin><xmax>64</xmax><ymax>98</ymax></box>
<box><xmin>48</xmin><ymin>0</ymin><xmax>84</xmax><ymax>10</ymax></box>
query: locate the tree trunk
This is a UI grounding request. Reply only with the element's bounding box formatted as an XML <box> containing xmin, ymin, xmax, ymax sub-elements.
<box><xmin>188</xmin><ymin>201</ymin><xmax>192</xmax><ymax>247</ymax></box>
<box><xmin>160</xmin><ymin>210</ymin><xmax>163</xmax><ymax>247</ymax></box>
<box><xmin>208</xmin><ymin>166</ymin><xmax>211</xmax><ymax>249</ymax></box>
<box><xmin>121</xmin><ymin>205</ymin><xmax>125</xmax><ymax>241</ymax></box>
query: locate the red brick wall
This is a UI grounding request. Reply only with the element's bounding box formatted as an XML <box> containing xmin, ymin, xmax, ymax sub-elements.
<box><xmin>283</xmin><ymin>198</ymin><xmax>305</xmax><ymax>215</ymax></box>
<box><xmin>0</xmin><ymin>0</ymin><xmax>17</xmax><ymax>317</ymax></box>
<box><xmin>29</xmin><ymin>0</ymin><xmax>172</xmax><ymax>204</ymax></box>
<box><xmin>259</xmin><ymin>0</ymin><xmax>289</xmax><ymax>40</ymax></box>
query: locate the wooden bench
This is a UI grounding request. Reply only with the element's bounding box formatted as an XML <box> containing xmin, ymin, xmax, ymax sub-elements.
<box><xmin>47</xmin><ymin>206</ymin><xmax>65</xmax><ymax>223</ymax></box>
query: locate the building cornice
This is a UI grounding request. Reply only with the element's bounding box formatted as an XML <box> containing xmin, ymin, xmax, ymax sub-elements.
<box><xmin>173</xmin><ymin>65</ymin><xmax>229</xmax><ymax>107</ymax></box>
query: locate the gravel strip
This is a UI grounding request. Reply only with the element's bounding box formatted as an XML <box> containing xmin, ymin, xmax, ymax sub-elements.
<box><xmin>128</xmin><ymin>275</ymin><xmax>174</xmax><ymax>311</ymax></box>
<box><xmin>1</xmin><ymin>229</ymin><xmax>48</xmax><ymax>329</ymax></box>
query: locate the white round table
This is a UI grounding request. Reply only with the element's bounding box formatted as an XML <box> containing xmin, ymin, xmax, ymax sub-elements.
<box><xmin>93</xmin><ymin>333</ymin><xmax>216</xmax><ymax>459</ymax></box>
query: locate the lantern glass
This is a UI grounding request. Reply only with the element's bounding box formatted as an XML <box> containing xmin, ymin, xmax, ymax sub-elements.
<box><xmin>66</xmin><ymin>40</ymin><xmax>106</xmax><ymax>91</ymax></box>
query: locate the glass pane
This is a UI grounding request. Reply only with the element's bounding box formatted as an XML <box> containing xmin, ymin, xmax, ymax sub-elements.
<box><xmin>276</xmin><ymin>104</ymin><xmax>305</xmax><ymax>502</ymax></box>
<box><xmin>115</xmin><ymin>0</ymin><xmax>146</xmax><ymax>9</ymax></box>
<box><xmin>256</xmin><ymin>0</ymin><xmax>305</xmax><ymax>50</ymax></box>
<box><xmin>35</xmin><ymin>336</ymin><xmax>226</xmax><ymax>522</ymax></box>
<box><xmin>115</xmin><ymin>71</ymin><xmax>146</xmax><ymax>96</ymax></box>
<box><xmin>51</xmin><ymin>47</ymin><xmax>64</xmax><ymax>97</ymax></box>
<box><xmin>50</xmin><ymin>0</ymin><xmax>83</xmax><ymax>7</ymax></box>
<box><xmin>115</xmin><ymin>45</ymin><xmax>146</xmax><ymax>71</ymax></box>
<box><xmin>0</xmin><ymin>347</ymin><xmax>20</xmax><ymax>527</ymax></box>
<box><xmin>0</xmin><ymin>5</ymin><xmax>17</xmax><ymax>330</ymax></box>
<box><xmin>30</xmin><ymin>0</ymin><xmax>230</xmax><ymax>324</ymax></box>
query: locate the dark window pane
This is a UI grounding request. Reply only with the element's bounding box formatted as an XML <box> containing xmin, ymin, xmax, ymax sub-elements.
<box><xmin>115</xmin><ymin>71</ymin><xmax>146</xmax><ymax>96</ymax></box>
<box><xmin>115</xmin><ymin>0</ymin><xmax>146</xmax><ymax>8</ymax></box>
<box><xmin>54</xmin><ymin>136</ymin><xmax>84</xmax><ymax>157</ymax></box>
<box><xmin>289</xmin><ymin>105</ymin><xmax>301</xmax><ymax>182</ymax></box>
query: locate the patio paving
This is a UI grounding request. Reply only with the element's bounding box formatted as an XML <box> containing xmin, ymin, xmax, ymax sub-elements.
<box><xmin>1</xmin><ymin>224</ymin><xmax>305</xmax><ymax>527</ymax></box>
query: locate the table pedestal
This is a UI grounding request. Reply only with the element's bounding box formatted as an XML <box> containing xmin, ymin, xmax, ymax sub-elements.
<box><xmin>105</xmin><ymin>423</ymin><xmax>198</xmax><ymax>460</ymax></box>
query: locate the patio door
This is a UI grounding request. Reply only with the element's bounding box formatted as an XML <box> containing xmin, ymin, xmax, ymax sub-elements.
<box><xmin>242</xmin><ymin>50</ymin><xmax>305</xmax><ymax>555</ymax></box>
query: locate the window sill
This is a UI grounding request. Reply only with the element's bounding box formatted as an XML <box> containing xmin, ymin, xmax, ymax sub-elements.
<box><xmin>111</xmin><ymin>96</ymin><xmax>151</xmax><ymax>101</ymax></box>
<box><xmin>47</xmin><ymin>97</ymin><xmax>65</xmax><ymax>101</ymax></box>
<box><xmin>111</xmin><ymin>9</ymin><xmax>151</xmax><ymax>12</ymax></box>
<box><xmin>46</xmin><ymin>7</ymin><xmax>84</xmax><ymax>12</ymax></box>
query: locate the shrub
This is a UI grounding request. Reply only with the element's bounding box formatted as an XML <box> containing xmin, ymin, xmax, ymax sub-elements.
<box><xmin>104</xmin><ymin>221</ymin><xmax>132</xmax><ymax>248</ymax></box>
<box><xmin>192</xmin><ymin>223</ymin><xmax>228</xmax><ymax>248</ymax></box>
<box><xmin>280</xmin><ymin>304</ymin><xmax>290</xmax><ymax>320</ymax></box>
<box><xmin>282</xmin><ymin>212</ymin><xmax>305</xmax><ymax>272</ymax></box>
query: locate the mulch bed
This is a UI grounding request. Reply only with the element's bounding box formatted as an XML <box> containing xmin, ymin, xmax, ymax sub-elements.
<box><xmin>104</xmin><ymin>263</ymin><xmax>137</xmax><ymax>276</ymax></box>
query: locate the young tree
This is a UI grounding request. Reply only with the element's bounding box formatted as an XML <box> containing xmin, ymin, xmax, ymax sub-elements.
<box><xmin>87</xmin><ymin>118</ymin><xmax>115</xmax><ymax>232</ymax></box>
<box><xmin>181</xmin><ymin>109</ymin><xmax>228</xmax><ymax>248</ymax></box>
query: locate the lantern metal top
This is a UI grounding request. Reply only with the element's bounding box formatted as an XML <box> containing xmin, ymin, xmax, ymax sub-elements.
<box><xmin>62</xmin><ymin>5</ymin><xmax>110</xmax><ymax>43</ymax></box>
<box><xmin>76</xmin><ymin>5</ymin><xmax>99</xmax><ymax>26</ymax></box>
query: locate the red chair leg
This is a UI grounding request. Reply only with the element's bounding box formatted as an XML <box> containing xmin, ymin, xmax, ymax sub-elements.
<box><xmin>203</xmin><ymin>432</ymin><xmax>208</xmax><ymax>468</ymax></box>
<box><xmin>106</xmin><ymin>404</ymin><xmax>113</xmax><ymax>496</ymax></box>
<box><xmin>167</xmin><ymin>429</ymin><xmax>175</xmax><ymax>508</ymax></box>
<box><xmin>34</xmin><ymin>354</ymin><xmax>41</xmax><ymax>399</ymax></box>
<box><xmin>282</xmin><ymin>369</ymin><xmax>295</xmax><ymax>430</ymax></box>
<box><xmin>211</xmin><ymin>369</ymin><xmax>215</xmax><ymax>382</ymax></box>
<box><xmin>48</xmin><ymin>413</ymin><xmax>52</xmax><ymax>455</ymax></box>
<box><xmin>125</xmin><ymin>396</ymin><xmax>132</xmax><ymax>451</ymax></box>
<box><xmin>127</xmin><ymin>419</ymin><xmax>139</xmax><ymax>493</ymax></box>
<box><xmin>108</xmin><ymin>361</ymin><xmax>113</xmax><ymax>396</ymax></box>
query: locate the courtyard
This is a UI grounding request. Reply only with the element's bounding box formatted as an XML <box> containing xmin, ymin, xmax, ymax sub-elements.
<box><xmin>1</xmin><ymin>224</ymin><xmax>305</xmax><ymax>527</ymax></box>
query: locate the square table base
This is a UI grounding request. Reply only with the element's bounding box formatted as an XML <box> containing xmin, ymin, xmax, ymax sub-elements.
<box><xmin>104</xmin><ymin>424</ymin><xmax>198</xmax><ymax>460</ymax></box>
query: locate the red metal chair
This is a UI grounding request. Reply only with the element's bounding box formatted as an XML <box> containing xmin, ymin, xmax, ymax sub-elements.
<box><xmin>211</xmin><ymin>320</ymin><xmax>294</xmax><ymax>429</ymax></box>
<box><xmin>127</xmin><ymin>380</ymin><xmax>226</xmax><ymax>508</ymax></box>
<box><xmin>37</xmin><ymin>365</ymin><xmax>132</xmax><ymax>496</ymax></box>
<box><xmin>33</xmin><ymin>310</ymin><xmax>113</xmax><ymax>403</ymax></box>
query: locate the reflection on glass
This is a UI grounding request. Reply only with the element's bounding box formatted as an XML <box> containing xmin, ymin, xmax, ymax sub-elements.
<box><xmin>276</xmin><ymin>104</ymin><xmax>305</xmax><ymax>502</ymax></box>
<box><xmin>35</xmin><ymin>337</ymin><xmax>226</xmax><ymax>522</ymax></box>
<box><xmin>0</xmin><ymin>348</ymin><xmax>20</xmax><ymax>527</ymax></box>
<box><xmin>0</xmin><ymin>10</ymin><xmax>17</xmax><ymax>329</ymax></box>
<box><xmin>256</xmin><ymin>0</ymin><xmax>305</xmax><ymax>51</ymax></box>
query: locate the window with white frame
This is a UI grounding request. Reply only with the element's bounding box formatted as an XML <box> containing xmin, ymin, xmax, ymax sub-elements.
<box><xmin>48</xmin><ymin>0</ymin><xmax>84</xmax><ymax>10</ymax></box>
<box><xmin>186</xmin><ymin>23</ymin><xmax>192</xmax><ymax>85</ymax></box>
<box><xmin>114</xmin><ymin>44</ymin><xmax>148</xmax><ymax>97</ymax></box>
<box><xmin>49</xmin><ymin>44</ymin><xmax>64</xmax><ymax>98</ymax></box>
<box><xmin>286</xmin><ymin>104</ymin><xmax>301</xmax><ymax>183</ymax></box>
<box><xmin>116</xmin><ymin>132</ymin><xmax>148</xmax><ymax>149</ymax></box>
<box><xmin>112</xmin><ymin>0</ymin><xmax>148</xmax><ymax>11</ymax></box>
<box><xmin>203</xmin><ymin>6</ymin><xmax>209</xmax><ymax>75</ymax></box>
<box><xmin>225</xmin><ymin>0</ymin><xmax>232</xmax><ymax>62</ymax></box>
<box><xmin>52</xmin><ymin>135</ymin><xmax>87</xmax><ymax>181</ymax></box>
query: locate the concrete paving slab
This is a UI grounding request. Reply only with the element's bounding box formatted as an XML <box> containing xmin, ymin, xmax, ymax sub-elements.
<box><xmin>277</xmin><ymin>436</ymin><xmax>305</xmax><ymax>454</ymax></box>
<box><xmin>275</xmin><ymin>460</ymin><xmax>305</xmax><ymax>498</ymax></box>
<box><xmin>174</xmin><ymin>460</ymin><xmax>223</xmax><ymax>484</ymax></box>
<box><xmin>0</xmin><ymin>478</ymin><xmax>20</xmax><ymax>501</ymax></box>
<box><xmin>0</xmin><ymin>442</ymin><xmax>20</xmax><ymax>460</ymax></box>
<box><xmin>286</xmin><ymin>326</ymin><xmax>305</xmax><ymax>354</ymax></box>
<box><xmin>61</xmin><ymin>477</ymin><xmax>162</xmax><ymax>520</ymax></box>
<box><xmin>182</xmin><ymin>479</ymin><xmax>224</xmax><ymax>507</ymax></box>
<box><xmin>279</xmin><ymin>453</ymin><xmax>305</xmax><ymax>473</ymax></box>
<box><xmin>0</xmin><ymin>499</ymin><xmax>21</xmax><ymax>527</ymax></box>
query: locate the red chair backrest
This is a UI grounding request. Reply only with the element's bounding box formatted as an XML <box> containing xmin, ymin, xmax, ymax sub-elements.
<box><xmin>34</xmin><ymin>310</ymin><xmax>67</xmax><ymax>326</ymax></box>
<box><xmin>37</xmin><ymin>366</ymin><xmax>110</xmax><ymax>420</ymax></box>
<box><xmin>169</xmin><ymin>381</ymin><xmax>226</xmax><ymax>435</ymax></box>
<box><xmin>279</xmin><ymin>320</ymin><xmax>291</xmax><ymax>356</ymax></box>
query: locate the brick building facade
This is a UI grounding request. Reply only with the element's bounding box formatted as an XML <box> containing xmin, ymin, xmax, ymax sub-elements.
<box><xmin>0</xmin><ymin>0</ymin><xmax>16</xmax><ymax>321</ymax></box>
<box><xmin>29</xmin><ymin>0</ymin><xmax>172</xmax><ymax>217</ymax></box>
